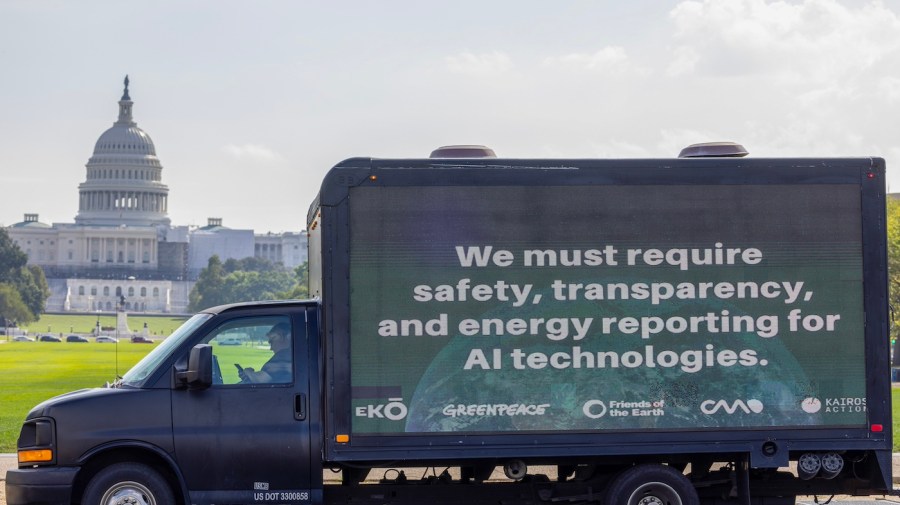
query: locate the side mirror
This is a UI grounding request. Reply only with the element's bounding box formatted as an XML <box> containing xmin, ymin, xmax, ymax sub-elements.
<box><xmin>176</xmin><ymin>344</ymin><xmax>213</xmax><ymax>389</ymax></box>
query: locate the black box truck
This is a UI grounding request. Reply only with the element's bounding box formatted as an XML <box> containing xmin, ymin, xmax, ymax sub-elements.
<box><xmin>7</xmin><ymin>145</ymin><xmax>894</xmax><ymax>505</ymax></box>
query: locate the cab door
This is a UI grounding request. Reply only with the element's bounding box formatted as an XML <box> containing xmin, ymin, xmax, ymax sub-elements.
<box><xmin>171</xmin><ymin>306</ymin><xmax>312</xmax><ymax>505</ymax></box>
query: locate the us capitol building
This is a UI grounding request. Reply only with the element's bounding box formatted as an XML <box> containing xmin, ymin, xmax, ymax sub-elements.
<box><xmin>5</xmin><ymin>77</ymin><xmax>307</xmax><ymax>314</ymax></box>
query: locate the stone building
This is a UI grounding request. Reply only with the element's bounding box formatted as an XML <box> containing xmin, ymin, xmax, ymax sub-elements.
<box><xmin>5</xmin><ymin>77</ymin><xmax>307</xmax><ymax>313</ymax></box>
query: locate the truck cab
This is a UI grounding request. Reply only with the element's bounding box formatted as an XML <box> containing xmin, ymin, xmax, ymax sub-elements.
<box><xmin>8</xmin><ymin>300</ymin><xmax>321</xmax><ymax>505</ymax></box>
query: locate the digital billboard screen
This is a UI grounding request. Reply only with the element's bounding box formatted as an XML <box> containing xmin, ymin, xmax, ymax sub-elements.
<box><xmin>348</xmin><ymin>184</ymin><xmax>866</xmax><ymax>434</ymax></box>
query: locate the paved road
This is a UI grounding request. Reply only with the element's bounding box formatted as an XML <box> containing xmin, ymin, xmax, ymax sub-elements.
<box><xmin>3</xmin><ymin>453</ymin><xmax>900</xmax><ymax>505</ymax></box>
<box><xmin>0</xmin><ymin>454</ymin><xmax>10</xmax><ymax>505</ymax></box>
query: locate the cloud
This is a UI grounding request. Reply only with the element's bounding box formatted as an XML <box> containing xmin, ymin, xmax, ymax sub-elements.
<box><xmin>888</xmin><ymin>147</ymin><xmax>900</xmax><ymax>192</ymax></box>
<box><xmin>588</xmin><ymin>138</ymin><xmax>654</xmax><ymax>158</ymax></box>
<box><xmin>543</xmin><ymin>46</ymin><xmax>650</xmax><ymax>76</ymax></box>
<box><xmin>445</xmin><ymin>51</ymin><xmax>513</xmax><ymax>75</ymax></box>
<box><xmin>667</xmin><ymin>46</ymin><xmax>701</xmax><ymax>78</ymax></box>
<box><xmin>879</xmin><ymin>76</ymin><xmax>900</xmax><ymax>104</ymax></box>
<box><xmin>223</xmin><ymin>143</ymin><xmax>284</xmax><ymax>162</ymax></box>
<box><xmin>666</xmin><ymin>0</ymin><xmax>900</xmax><ymax>83</ymax></box>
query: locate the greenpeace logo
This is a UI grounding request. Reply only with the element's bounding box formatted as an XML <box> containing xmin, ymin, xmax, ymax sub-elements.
<box><xmin>442</xmin><ymin>403</ymin><xmax>550</xmax><ymax>418</ymax></box>
<box><xmin>700</xmin><ymin>399</ymin><xmax>764</xmax><ymax>415</ymax></box>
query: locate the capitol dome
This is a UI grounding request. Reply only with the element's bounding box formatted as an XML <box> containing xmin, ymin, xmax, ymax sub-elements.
<box><xmin>93</xmin><ymin>124</ymin><xmax>156</xmax><ymax>156</ymax></box>
<box><xmin>75</xmin><ymin>76</ymin><xmax>170</xmax><ymax>228</ymax></box>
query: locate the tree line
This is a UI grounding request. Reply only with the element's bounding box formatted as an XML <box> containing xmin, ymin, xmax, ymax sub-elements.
<box><xmin>0</xmin><ymin>228</ymin><xmax>50</xmax><ymax>328</ymax></box>
<box><xmin>188</xmin><ymin>255</ymin><xmax>308</xmax><ymax>312</ymax></box>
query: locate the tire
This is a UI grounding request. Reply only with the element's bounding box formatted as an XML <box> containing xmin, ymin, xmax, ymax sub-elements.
<box><xmin>82</xmin><ymin>462</ymin><xmax>175</xmax><ymax>505</ymax></box>
<box><xmin>604</xmin><ymin>464</ymin><xmax>698</xmax><ymax>505</ymax></box>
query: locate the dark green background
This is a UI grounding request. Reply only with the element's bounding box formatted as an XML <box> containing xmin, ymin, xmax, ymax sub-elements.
<box><xmin>348</xmin><ymin>185</ymin><xmax>866</xmax><ymax>434</ymax></box>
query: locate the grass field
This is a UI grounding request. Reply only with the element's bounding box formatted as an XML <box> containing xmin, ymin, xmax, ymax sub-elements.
<box><xmin>894</xmin><ymin>388</ymin><xmax>900</xmax><ymax>450</ymax></box>
<box><xmin>0</xmin><ymin>340</ymin><xmax>160</xmax><ymax>452</ymax></box>
<box><xmin>7</xmin><ymin>313</ymin><xmax>189</xmax><ymax>338</ymax></box>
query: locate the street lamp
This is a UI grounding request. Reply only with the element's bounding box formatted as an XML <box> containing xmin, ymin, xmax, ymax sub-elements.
<box><xmin>116</xmin><ymin>294</ymin><xmax>126</xmax><ymax>343</ymax></box>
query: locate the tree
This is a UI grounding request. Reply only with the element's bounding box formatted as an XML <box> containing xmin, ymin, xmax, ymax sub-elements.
<box><xmin>0</xmin><ymin>283</ymin><xmax>36</xmax><ymax>331</ymax></box>
<box><xmin>188</xmin><ymin>256</ymin><xmax>299</xmax><ymax>311</ymax></box>
<box><xmin>277</xmin><ymin>262</ymin><xmax>309</xmax><ymax>300</ymax></box>
<box><xmin>189</xmin><ymin>255</ymin><xmax>227</xmax><ymax>312</ymax></box>
<box><xmin>222</xmin><ymin>270</ymin><xmax>295</xmax><ymax>302</ymax></box>
<box><xmin>887</xmin><ymin>198</ymin><xmax>900</xmax><ymax>363</ymax></box>
<box><xmin>223</xmin><ymin>256</ymin><xmax>283</xmax><ymax>274</ymax></box>
<box><xmin>0</xmin><ymin>228</ymin><xmax>27</xmax><ymax>272</ymax></box>
<box><xmin>14</xmin><ymin>265</ymin><xmax>50</xmax><ymax>317</ymax></box>
<box><xmin>0</xmin><ymin>228</ymin><xmax>49</xmax><ymax>320</ymax></box>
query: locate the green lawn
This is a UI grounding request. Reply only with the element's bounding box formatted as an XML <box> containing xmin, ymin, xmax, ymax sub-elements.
<box><xmin>0</xmin><ymin>341</ymin><xmax>160</xmax><ymax>452</ymax></box>
<box><xmin>210</xmin><ymin>345</ymin><xmax>273</xmax><ymax>384</ymax></box>
<box><xmin>893</xmin><ymin>388</ymin><xmax>900</xmax><ymax>451</ymax></box>
<box><xmin>7</xmin><ymin>313</ymin><xmax>189</xmax><ymax>338</ymax></box>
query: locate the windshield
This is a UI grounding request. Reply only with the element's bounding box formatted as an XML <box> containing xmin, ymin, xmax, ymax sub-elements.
<box><xmin>121</xmin><ymin>313</ymin><xmax>213</xmax><ymax>387</ymax></box>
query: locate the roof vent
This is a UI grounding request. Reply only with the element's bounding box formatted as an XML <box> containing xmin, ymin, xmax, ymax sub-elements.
<box><xmin>429</xmin><ymin>145</ymin><xmax>497</xmax><ymax>158</ymax></box>
<box><xmin>678</xmin><ymin>142</ymin><xmax>749</xmax><ymax>158</ymax></box>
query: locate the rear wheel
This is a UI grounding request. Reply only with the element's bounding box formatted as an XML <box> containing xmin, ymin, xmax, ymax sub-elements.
<box><xmin>604</xmin><ymin>464</ymin><xmax>698</xmax><ymax>505</ymax></box>
<box><xmin>82</xmin><ymin>462</ymin><xmax>174</xmax><ymax>505</ymax></box>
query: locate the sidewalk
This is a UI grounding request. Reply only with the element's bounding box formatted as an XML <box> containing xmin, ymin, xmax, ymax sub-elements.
<box><xmin>0</xmin><ymin>454</ymin><xmax>11</xmax><ymax>505</ymax></box>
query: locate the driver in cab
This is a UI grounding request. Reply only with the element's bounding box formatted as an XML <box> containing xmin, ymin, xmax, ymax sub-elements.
<box><xmin>238</xmin><ymin>322</ymin><xmax>291</xmax><ymax>383</ymax></box>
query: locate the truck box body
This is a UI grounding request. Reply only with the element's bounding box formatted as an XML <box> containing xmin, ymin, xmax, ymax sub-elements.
<box><xmin>310</xmin><ymin>156</ymin><xmax>890</xmax><ymax>470</ymax></box>
<box><xmin>7</xmin><ymin>154</ymin><xmax>894</xmax><ymax>505</ymax></box>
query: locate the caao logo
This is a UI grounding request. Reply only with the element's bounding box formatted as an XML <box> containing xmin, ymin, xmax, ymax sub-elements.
<box><xmin>701</xmin><ymin>399</ymin><xmax>764</xmax><ymax>415</ymax></box>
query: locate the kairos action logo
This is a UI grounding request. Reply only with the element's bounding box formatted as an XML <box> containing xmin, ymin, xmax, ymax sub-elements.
<box><xmin>799</xmin><ymin>397</ymin><xmax>865</xmax><ymax>414</ymax></box>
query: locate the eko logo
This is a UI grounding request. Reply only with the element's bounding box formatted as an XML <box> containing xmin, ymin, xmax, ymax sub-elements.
<box><xmin>700</xmin><ymin>399</ymin><xmax>764</xmax><ymax>415</ymax></box>
<box><xmin>355</xmin><ymin>398</ymin><xmax>408</xmax><ymax>420</ymax></box>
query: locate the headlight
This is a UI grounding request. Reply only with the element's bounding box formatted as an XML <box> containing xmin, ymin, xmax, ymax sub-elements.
<box><xmin>17</xmin><ymin>419</ymin><xmax>55</xmax><ymax>466</ymax></box>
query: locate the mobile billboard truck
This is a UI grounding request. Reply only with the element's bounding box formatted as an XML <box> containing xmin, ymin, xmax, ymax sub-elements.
<box><xmin>7</xmin><ymin>145</ymin><xmax>894</xmax><ymax>505</ymax></box>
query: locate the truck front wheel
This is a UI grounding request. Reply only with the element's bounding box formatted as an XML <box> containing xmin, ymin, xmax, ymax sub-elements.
<box><xmin>604</xmin><ymin>464</ymin><xmax>698</xmax><ymax>505</ymax></box>
<box><xmin>82</xmin><ymin>462</ymin><xmax>175</xmax><ymax>505</ymax></box>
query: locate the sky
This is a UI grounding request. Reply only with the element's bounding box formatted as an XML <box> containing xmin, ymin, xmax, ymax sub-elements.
<box><xmin>1</xmin><ymin>0</ymin><xmax>899</xmax><ymax>233</ymax></box>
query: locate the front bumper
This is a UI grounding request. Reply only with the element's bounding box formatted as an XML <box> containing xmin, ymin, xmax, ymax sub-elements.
<box><xmin>5</xmin><ymin>466</ymin><xmax>79</xmax><ymax>505</ymax></box>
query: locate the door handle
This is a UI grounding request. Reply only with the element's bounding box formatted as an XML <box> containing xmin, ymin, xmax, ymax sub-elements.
<box><xmin>294</xmin><ymin>393</ymin><xmax>306</xmax><ymax>421</ymax></box>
